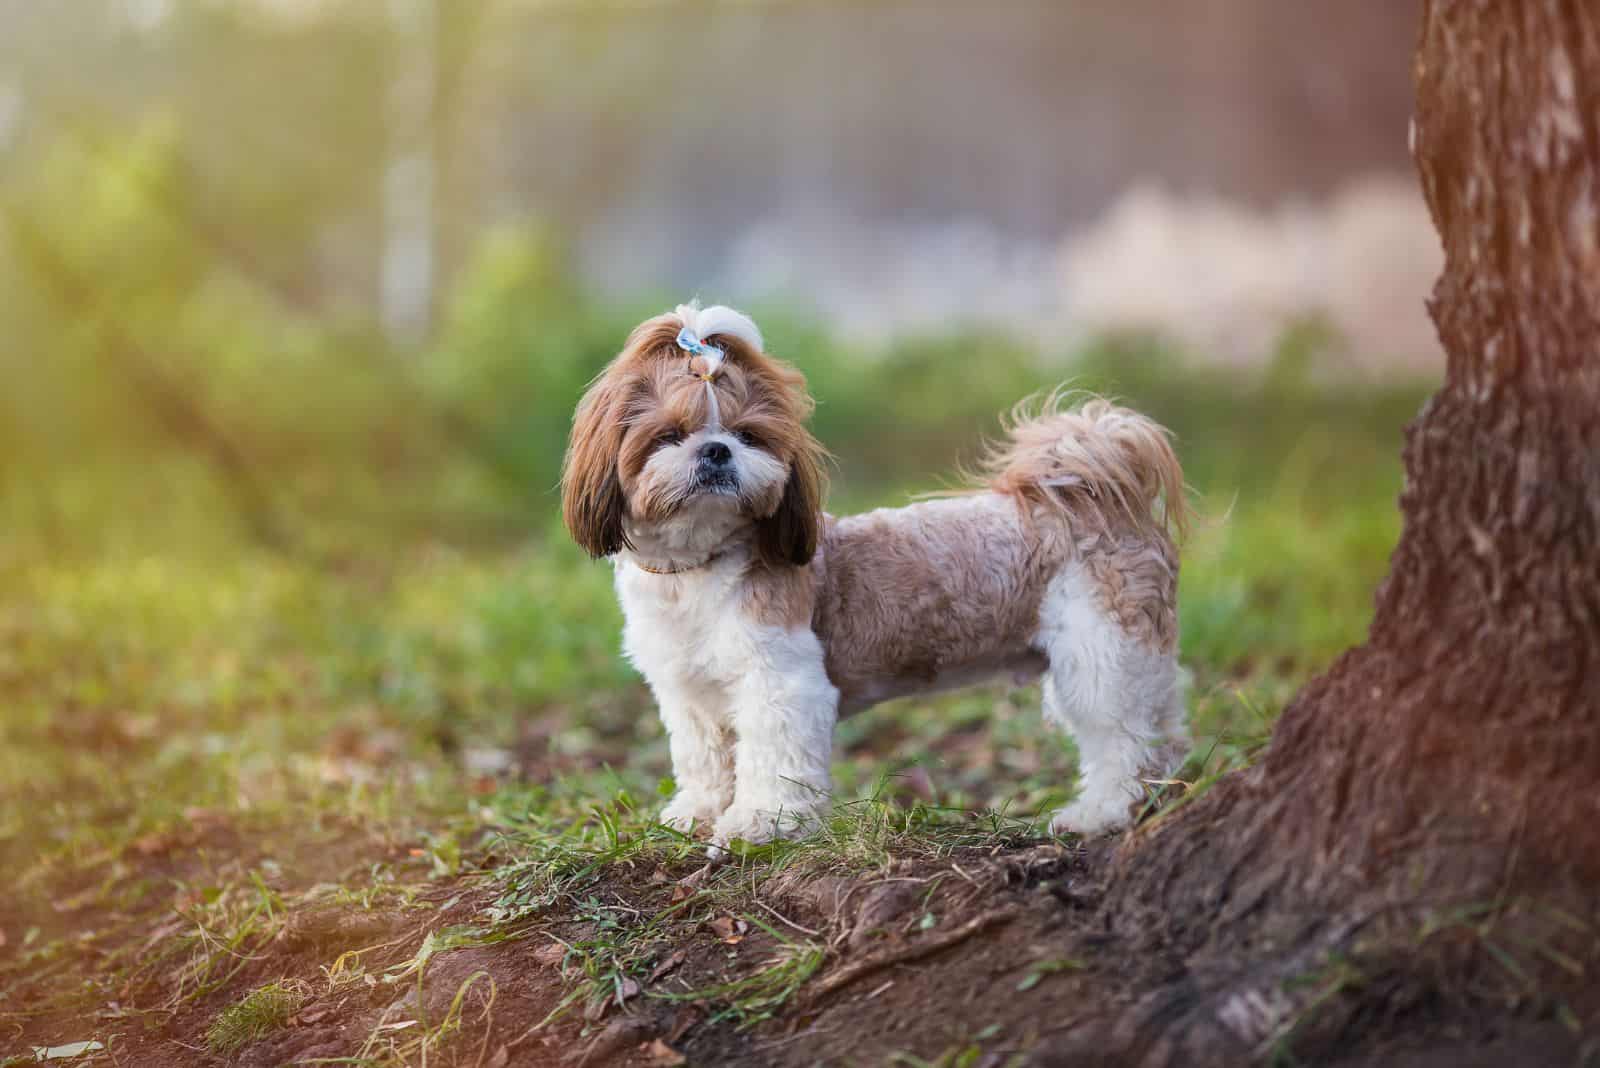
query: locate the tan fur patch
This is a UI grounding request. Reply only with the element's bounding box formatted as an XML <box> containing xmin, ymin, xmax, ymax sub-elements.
<box><xmin>796</xmin><ymin>496</ymin><xmax>1179</xmax><ymax>715</ymax></box>
<box><xmin>806</xmin><ymin>497</ymin><xmax>1064</xmax><ymax>715</ymax></box>
<box><xmin>1078</xmin><ymin>530</ymin><xmax>1180</xmax><ymax>653</ymax></box>
<box><xmin>740</xmin><ymin>557</ymin><xmax>817</xmax><ymax>629</ymax></box>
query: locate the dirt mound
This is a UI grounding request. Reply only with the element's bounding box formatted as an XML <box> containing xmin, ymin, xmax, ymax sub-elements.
<box><xmin>7</xmin><ymin>829</ymin><xmax>1586</xmax><ymax>1067</ymax></box>
<box><xmin>7</xmin><ymin>837</ymin><xmax>1114</xmax><ymax>1066</ymax></box>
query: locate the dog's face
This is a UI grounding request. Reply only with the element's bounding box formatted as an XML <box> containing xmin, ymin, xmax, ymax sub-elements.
<box><xmin>562</xmin><ymin>311</ymin><xmax>826</xmax><ymax>567</ymax></box>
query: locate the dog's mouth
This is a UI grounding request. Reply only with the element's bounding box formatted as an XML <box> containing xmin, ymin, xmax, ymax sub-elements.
<box><xmin>692</xmin><ymin>470</ymin><xmax>740</xmax><ymax>495</ymax></box>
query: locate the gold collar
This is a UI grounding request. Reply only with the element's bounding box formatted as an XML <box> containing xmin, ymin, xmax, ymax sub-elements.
<box><xmin>633</xmin><ymin>551</ymin><xmax>724</xmax><ymax>576</ymax></box>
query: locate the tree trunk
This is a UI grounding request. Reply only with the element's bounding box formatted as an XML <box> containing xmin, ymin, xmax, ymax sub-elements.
<box><xmin>1038</xmin><ymin>4</ymin><xmax>1600</xmax><ymax>1064</ymax></box>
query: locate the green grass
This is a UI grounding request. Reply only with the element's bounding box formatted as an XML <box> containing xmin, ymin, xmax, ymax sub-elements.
<box><xmin>206</xmin><ymin>980</ymin><xmax>309</xmax><ymax>1056</ymax></box>
<box><xmin>656</xmin><ymin>930</ymin><xmax>827</xmax><ymax>1028</ymax></box>
<box><xmin>473</xmin><ymin>782</ymin><xmax>1030</xmax><ymax>1037</ymax></box>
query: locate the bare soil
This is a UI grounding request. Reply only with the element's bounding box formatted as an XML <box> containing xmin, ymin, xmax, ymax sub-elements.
<box><xmin>6</xmin><ymin>823</ymin><xmax>1589</xmax><ymax>1068</ymax></box>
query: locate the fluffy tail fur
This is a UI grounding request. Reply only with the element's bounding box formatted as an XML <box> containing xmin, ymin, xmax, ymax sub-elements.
<box><xmin>982</xmin><ymin>393</ymin><xmax>1189</xmax><ymax>542</ymax></box>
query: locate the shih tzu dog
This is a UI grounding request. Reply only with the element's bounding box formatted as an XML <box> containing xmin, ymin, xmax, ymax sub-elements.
<box><xmin>561</xmin><ymin>303</ymin><xmax>1189</xmax><ymax>846</ymax></box>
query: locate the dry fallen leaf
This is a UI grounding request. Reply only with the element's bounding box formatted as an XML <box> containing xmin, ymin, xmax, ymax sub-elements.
<box><xmin>707</xmin><ymin>916</ymin><xmax>747</xmax><ymax>944</ymax></box>
<box><xmin>616</xmin><ymin>977</ymin><xmax>642</xmax><ymax>1006</ymax></box>
<box><xmin>648</xmin><ymin>949</ymin><xmax>687</xmax><ymax>983</ymax></box>
<box><xmin>642</xmin><ymin>1038</ymin><xmax>687</xmax><ymax>1066</ymax></box>
<box><xmin>679</xmin><ymin>865</ymin><xmax>713</xmax><ymax>891</ymax></box>
<box><xmin>667</xmin><ymin>1004</ymin><xmax>704</xmax><ymax>1044</ymax></box>
<box><xmin>31</xmin><ymin>1041</ymin><xmax>105</xmax><ymax>1061</ymax></box>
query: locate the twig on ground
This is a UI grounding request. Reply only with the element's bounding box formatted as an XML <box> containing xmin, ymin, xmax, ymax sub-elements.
<box><xmin>806</xmin><ymin>907</ymin><xmax>1020</xmax><ymax>1003</ymax></box>
<box><xmin>753</xmin><ymin>1022</ymin><xmax>842</xmax><ymax>1053</ymax></box>
<box><xmin>751</xmin><ymin>897</ymin><xmax>822</xmax><ymax>937</ymax></box>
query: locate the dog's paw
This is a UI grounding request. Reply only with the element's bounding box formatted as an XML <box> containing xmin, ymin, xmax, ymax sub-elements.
<box><xmin>711</xmin><ymin>803</ymin><xmax>821</xmax><ymax>847</ymax></box>
<box><xmin>1049</xmin><ymin>790</ymin><xmax>1138</xmax><ymax>837</ymax></box>
<box><xmin>658</xmin><ymin>792</ymin><xmax>730</xmax><ymax>834</ymax></box>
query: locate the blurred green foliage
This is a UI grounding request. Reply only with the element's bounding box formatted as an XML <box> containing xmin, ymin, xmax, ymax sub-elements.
<box><xmin>2</xmin><ymin>122</ymin><xmax>1424</xmax><ymax>562</ymax></box>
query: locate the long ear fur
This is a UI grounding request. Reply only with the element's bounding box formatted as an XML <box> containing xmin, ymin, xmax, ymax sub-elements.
<box><xmin>561</xmin><ymin>374</ymin><xmax>631</xmax><ymax>558</ymax></box>
<box><xmin>756</xmin><ymin>434</ymin><xmax>825</xmax><ymax>568</ymax></box>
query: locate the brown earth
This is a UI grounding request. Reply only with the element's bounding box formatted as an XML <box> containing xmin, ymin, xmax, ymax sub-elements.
<box><xmin>6</xmin><ymin>818</ymin><xmax>1588</xmax><ymax>1068</ymax></box>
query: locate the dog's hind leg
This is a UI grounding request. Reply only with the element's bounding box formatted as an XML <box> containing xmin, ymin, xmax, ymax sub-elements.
<box><xmin>1036</xmin><ymin>565</ymin><xmax>1186</xmax><ymax>836</ymax></box>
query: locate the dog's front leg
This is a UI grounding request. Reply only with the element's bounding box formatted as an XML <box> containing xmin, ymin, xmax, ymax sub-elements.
<box><xmin>654</xmin><ymin>677</ymin><xmax>736</xmax><ymax>833</ymax></box>
<box><xmin>713</xmin><ymin>631</ymin><xmax>838</xmax><ymax>846</ymax></box>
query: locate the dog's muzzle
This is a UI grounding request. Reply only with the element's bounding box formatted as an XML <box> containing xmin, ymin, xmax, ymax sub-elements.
<box><xmin>694</xmin><ymin>441</ymin><xmax>739</xmax><ymax>492</ymax></box>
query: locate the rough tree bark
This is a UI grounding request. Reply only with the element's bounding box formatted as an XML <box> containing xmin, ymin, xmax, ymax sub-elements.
<box><xmin>1037</xmin><ymin>4</ymin><xmax>1600</xmax><ymax>1064</ymax></box>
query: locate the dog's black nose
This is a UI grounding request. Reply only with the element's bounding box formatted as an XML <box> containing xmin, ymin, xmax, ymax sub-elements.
<box><xmin>699</xmin><ymin>441</ymin><xmax>733</xmax><ymax>466</ymax></box>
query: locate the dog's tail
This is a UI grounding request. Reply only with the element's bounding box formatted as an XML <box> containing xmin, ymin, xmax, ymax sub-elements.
<box><xmin>981</xmin><ymin>392</ymin><xmax>1189</xmax><ymax>542</ymax></box>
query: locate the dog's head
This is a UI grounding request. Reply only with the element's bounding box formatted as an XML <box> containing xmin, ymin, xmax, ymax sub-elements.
<box><xmin>561</xmin><ymin>304</ymin><xmax>826</xmax><ymax>568</ymax></box>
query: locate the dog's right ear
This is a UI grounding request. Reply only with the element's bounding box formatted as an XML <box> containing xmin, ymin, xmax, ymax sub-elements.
<box><xmin>561</xmin><ymin>374</ymin><xmax>632</xmax><ymax>559</ymax></box>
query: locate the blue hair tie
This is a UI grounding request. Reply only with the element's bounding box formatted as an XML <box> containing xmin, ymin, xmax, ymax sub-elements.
<box><xmin>676</xmin><ymin>325</ymin><xmax>724</xmax><ymax>380</ymax></box>
<box><xmin>676</xmin><ymin>326</ymin><xmax>710</xmax><ymax>355</ymax></box>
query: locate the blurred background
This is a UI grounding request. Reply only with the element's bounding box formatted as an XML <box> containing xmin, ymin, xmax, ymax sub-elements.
<box><xmin>0</xmin><ymin>1</ymin><xmax>1442</xmax><ymax>877</ymax></box>
<box><xmin>0</xmin><ymin>0</ymin><xmax>1438</xmax><ymax>556</ymax></box>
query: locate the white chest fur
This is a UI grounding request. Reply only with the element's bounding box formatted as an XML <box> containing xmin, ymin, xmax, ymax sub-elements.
<box><xmin>615</xmin><ymin>553</ymin><xmax>762</xmax><ymax>699</ymax></box>
<box><xmin>613</xmin><ymin>550</ymin><xmax>843</xmax><ymax>845</ymax></box>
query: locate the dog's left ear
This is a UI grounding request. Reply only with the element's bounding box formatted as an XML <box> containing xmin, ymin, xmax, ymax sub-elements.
<box><xmin>756</xmin><ymin>437</ymin><xmax>825</xmax><ymax>568</ymax></box>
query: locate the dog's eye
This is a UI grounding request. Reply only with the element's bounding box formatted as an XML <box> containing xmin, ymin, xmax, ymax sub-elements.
<box><xmin>656</xmin><ymin>429</ymin><xmax>685</xmax><ymax>448</ymax></box>
<box><xmin>733</xmin><ymin>429</ymin><xmax>763</xmax><ymax>449</ymax></box>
